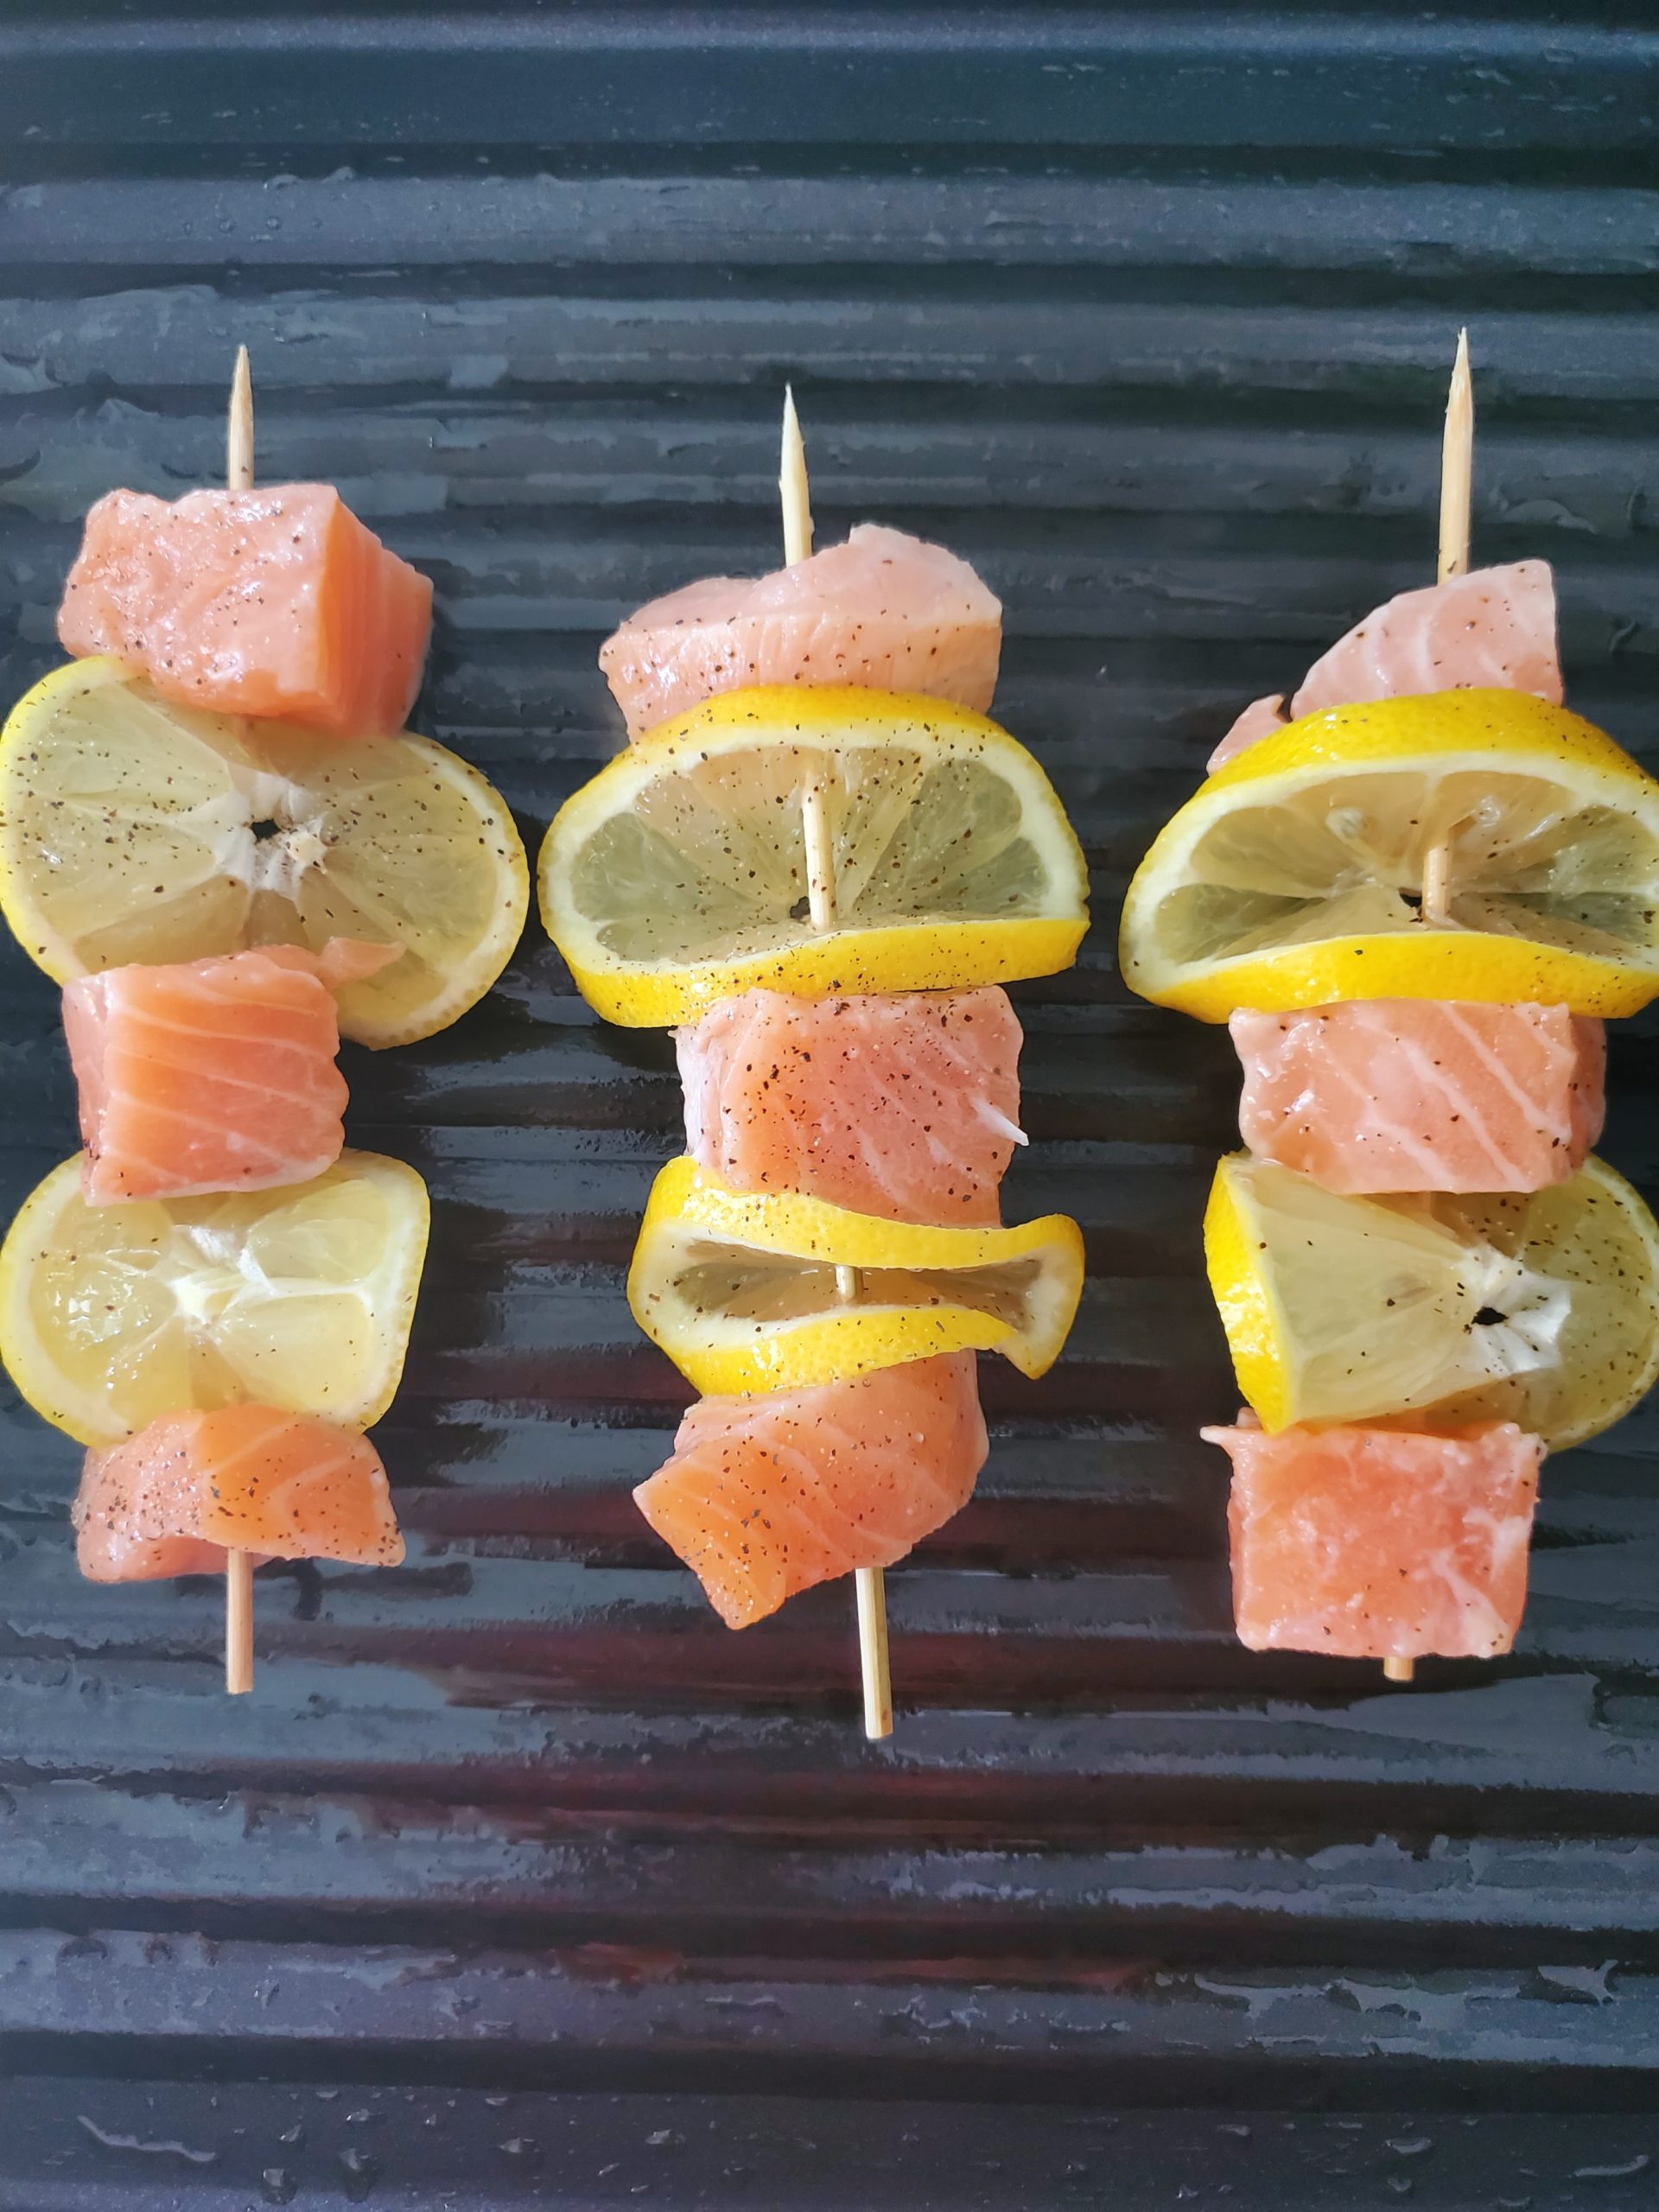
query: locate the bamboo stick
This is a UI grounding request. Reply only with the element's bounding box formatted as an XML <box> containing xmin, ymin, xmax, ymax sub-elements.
<box><xmin>226</xmin><ymin>344</ymin><xmax>254</xmax><ymax>493</ymax></box>
<box><xmin>224</xmin><ymin>343</ymin><xmax>257</xmax><ymax>1695</ymax></box>
<box><xmin>1389</xmin><ymin>332</ymin><xmax>1477</xmax><ymax>1690</ymax></box>
<box><xmin>1417</xmin><ymin>332</ymin><xmax>1474</xmax><ymax>948</ymax></box>
<box><xmin>1438</xmin><ymin>328</ymin><xmax>1473</xmax><ymax>584</ymax></box>
<box><xmin>781</xmin><ymin>384</ymin><xmax>813</xmax><ymax>569</ymax></box>
<box><xmin>781</xmin><ymin>387</ymin><xmax>893</xmax><ymax>1741</ymax></box>
<box><xmin>225</xmin><ymin>1546</ymin><xmax>255</xmax><ymax>1696</ymax></box>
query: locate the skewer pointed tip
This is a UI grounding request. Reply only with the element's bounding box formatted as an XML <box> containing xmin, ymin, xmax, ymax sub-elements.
<box><xmin>779</xmin><ymin>384</ymin><xmax>812</xmax><ymax>568</ymax></box>
<box><xmin>1437</xmin><ymin>327</ymin><xmax>1474</xmax><ymax>583</ymax></box>
<box><xmin>226</xmin><ymin>346</ymin><xmax>255</xmax><ymax>493</ymax></box>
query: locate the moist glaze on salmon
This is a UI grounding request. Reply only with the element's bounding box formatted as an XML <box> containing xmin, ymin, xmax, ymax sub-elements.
<box><xmin>599</xmin><ymin>524</ymin><xmax>1002</xmax><ymax>739</ymax></box>
<box><xmin>59</xmin><ymin>484</ymin><xmax>434</xmax><ymax>738</ymax></box>
<box><xmin>1207</xmin><ymin>561</ymin><xmax>1561</xmax><ymax>772</ymax></box>
<box><xmin>1205</xmin><ymin>1414</ymin><xmax>1541</xmax><ymax>1661</ymax></box>
<box><xmin>1231</xmin><ymin>1000</ymin><xmax>1605</xmax><ymax>1195</ymax></box>
<box><xmin>677</xmin><ymin>986</ymin><xmax>1024</xmax><ymax>1225</ymax></box>
<box><xmin>74</xmin><ymin>1404</ymin><xmax>404</xmax><ymax>1583</ymax></box>
<box><xmin>633</xmin><ymin>1351</ymin><xmax>988</xmax><ymax>1629</ymax></box>
<box><xmin>64</xmin><ymin>940</ymin><xmax>398</xmax><ymax>1204</ymax></box>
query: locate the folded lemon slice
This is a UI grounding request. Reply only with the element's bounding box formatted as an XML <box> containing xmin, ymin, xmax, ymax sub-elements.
<box><xmin>1120</xmin><ymin>690</ymin><xmax>1659</xmax><ymax>1020</ymax></box>
<box><xmin>539</xmin><ymin>685</ymin><xmax>1089</xmax><ymax>1026</ymax></box>
<box><xmin>629</xmin><ymin>1157</ymin><xmax>1084</xmax><ymax>1395</ymax></box>
<box><xmin>0</xmin><ymin>658</ymin><xmax>529</xmax><ymax>1046</ymax></box>
<box><xmin>1205</xmin><ymin>1151</ymin><xmax>1659</xmax><ymax>1449</ymax></box>
<box><xmin>0</xmin><ymin>1150</ymin><xmax>429</xmax><ymax>1446</ymax></box>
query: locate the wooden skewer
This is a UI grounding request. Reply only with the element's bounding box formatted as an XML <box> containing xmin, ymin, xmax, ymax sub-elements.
<box><xmin>225</xmin><ymin>1546</ymin><xmax>255</xmax><ymax>1696</ymax></box>
<box><xmin>1417</xmin><ymin>332</ymin><xmax>1473</xmax><ymax>945</ymax></box>
<box><xmin>224</xmin><ymin>343</ymin><xmax>257</xmax><ymax>1696</ymax></box>
<box><xmin>781</xmin><ymin>384</ymin><xmax>813</xmax><ymax>569</ymax></box>
<box><xmin>1421</xmin><ymin>839</ymin><xmax>1452</xmax><ymax>930</ymax></box>
<box><xmin>1388</xmin><ymin>331</ymin><xmax>1477</xmax><ymax>1689</ymax></box>
<box><xmin>781</xmin><ymin>387</ymin><xmax>893</xmax><ymax>1741</ymax></box>
<box><xmin>1438</xmin><ymin>328</ymin><xmax>1473</xmax><ymax>585</ymax></box>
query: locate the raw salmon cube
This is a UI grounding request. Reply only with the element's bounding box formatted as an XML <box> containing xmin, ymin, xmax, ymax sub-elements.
<box><xmin>64</xmin><ymin>940</ymin><xmax>397</xmax><ymax>1204</ymax></box>
<box><xmin>677</xmin><ymin>985</ymin><xmax>1024</xmax><ymax>1225</ymax></box>
<box><xmin>634</xmin><ymin>1352</ymin><xmax>988</xmax><ymax>1629</ymax></box>
<box><xmin>1204</xmin><ymin>1414</ymin><xmax>1541</xmax><ymax>1661</ymax></box>
<box><xmin>599</xmin><ymin>524</ymin><xmax>1001</xmax><ymax>738</ymax></box>
<box><xmin>74</xmin><ymin>1404</ymin><xmax>404</xmax><ymax>1583</ymax></box>
<box><xmin>1293</xmin><ymin>560</ymin><xmax>1561</xmax><ymax>719</ymax></box>
<box><xmin>1230</xmin><ymin>1000</ymin><xmax>1605</xmax><ymax>1194</ymax></box>
<box><xmin>59</xmin><ymin>484</ymin><xmax>433</xmax><ymax>738</ymax></box>
<box><xmin>1207</xmin><ymin>562</ymin><xmax>1561</xmax><ymax>772</ymax></box>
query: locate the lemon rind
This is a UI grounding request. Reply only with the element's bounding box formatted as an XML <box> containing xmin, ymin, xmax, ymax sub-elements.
<box><xmin>1202</xmin><ymin>690</ymin><xmax>1650</xmax><ymax>791</ymax></box>
<box><xmin>1203</xmin><ymin>1160</ymin><xmax>1293</xmax><ymax>1433</ymax></box>
<box><xmin>563</xmin><ymin>918</ymin><xmax>1088</xmax><ymax>1028</ymax></box>
<box><xmin>671</xmin><ymin>1310</ymin><xmax>1017</xmax><ymax>1398</ymax></box>
<box><xmin>1138</xmin><ymin>934</ymin><xmax>1659</xmax><ymax>1025</ymax></box>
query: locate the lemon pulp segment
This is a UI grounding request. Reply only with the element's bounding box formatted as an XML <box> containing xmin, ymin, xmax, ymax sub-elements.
<box><xmin>1205</xmin><ymin>1151</ymin><xmax>1659</xmax><ymax>1450</ymax></box>
<box><xmin>0</xmin><ymin>658</ymin><xmax>528</xmax><ymax>1046</ymax></box>
<box><xmin>0</xmin><ymin>1149</ymin><xmax>430</xmax><ymax>1446</ymax></box>
<box><xmin>1121</xmin><ymin>690</ymin><xmax>1659</xmax><ymax>1021</ymax></box>
<box><xmin>628</xmin><ymin>1156</ymin><xmax>1084</xmax><ymax>1395</ymax></box>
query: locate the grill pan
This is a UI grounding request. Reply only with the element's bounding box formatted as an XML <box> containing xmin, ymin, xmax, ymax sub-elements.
<box><xmin>3</xmin><ymin>10</ymin><xmax>1659</xmax><ymax>2205</ymax></box>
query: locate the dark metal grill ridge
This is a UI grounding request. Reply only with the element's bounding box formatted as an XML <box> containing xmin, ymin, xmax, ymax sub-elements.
<box><xmin>3</xmin><ymin>10</ymin><xmax>1659</xmax><ymax>2205</ymax></box>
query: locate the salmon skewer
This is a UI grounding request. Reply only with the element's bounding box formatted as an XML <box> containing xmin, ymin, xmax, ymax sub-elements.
<box><xmin>11</xmin><ymin>348</ymin><xmax>443</xmax><ymax>1697</ymax></box>
<box><xmin>1198</xmin><ymin>336</ymin><xmax>1567</xmax><ymax>1686</ymax></box>
<box><xmin>579</xmin><ymin>388</ymin><xmax>1081</xmax><ymax>1727</ymax></box>
<box><xmin>618</xmin><ymin>394</ymin><xmax>1028</xmax><ymax>1731</ymax></box>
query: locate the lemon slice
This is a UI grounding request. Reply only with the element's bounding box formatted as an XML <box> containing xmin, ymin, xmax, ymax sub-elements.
<box><xmin>0</xmin><ymin>658</ymin><xmax>529</xmax><ymax>1046</ymax></box>
<box><xmin>629</xmin><ymin>1156</ymin><xmax>1084</xmax><ymax>1395</ymax></box>
<box><xmin>0</xmin><ymin>1149</ymin><xmax>429</xmax><ymax>1446</ymax></box>
<box><xmin>1205</xmin><ymin>1151</ymin><xmax>1659</xmax><ymax>1449</ymax></box>
<box><xmin>1120</xmin><ymin>690</ymin><xmax>1659</xmax><ymax>1020</ymax></box>
<box><xmin>538</xmin><ymin>684</ymin><xmax>1089</xmax><ymax>1027</ymax></box>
